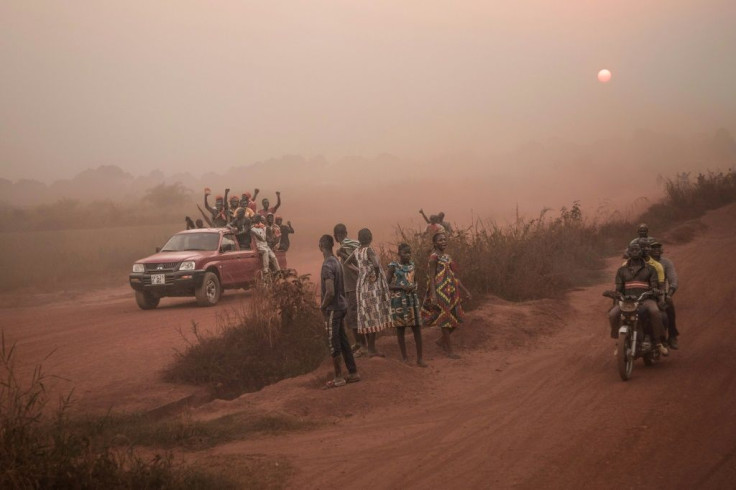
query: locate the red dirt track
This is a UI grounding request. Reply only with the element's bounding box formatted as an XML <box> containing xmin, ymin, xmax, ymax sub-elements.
<box><xmin>3</xmin><ymin>204</ymin><xmax>736</xmax><ymax>488</ymax></box>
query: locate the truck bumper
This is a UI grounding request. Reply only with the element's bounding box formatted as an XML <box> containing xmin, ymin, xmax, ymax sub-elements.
<box><xmin>129</xmin><ymin>270</ymin><xmax>206</xmax><ymax>297</ymax></box>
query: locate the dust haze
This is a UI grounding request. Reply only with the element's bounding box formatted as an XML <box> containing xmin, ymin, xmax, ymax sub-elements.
<box><xmin>1</xmin><ymin>1</ymin><xmax>735</xmax><ymax>274</ymax></box>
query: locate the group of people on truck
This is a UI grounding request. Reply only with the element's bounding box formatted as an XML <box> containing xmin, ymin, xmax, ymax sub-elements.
<box><xmin>185</xmin><ymin>187</ymin><xmax>295</xmax><ymax>277</ymax></box>
<box><xmin>608</xmin><ymin>223</ymin><xmax>680</xmax><ymax>354</ymax></box>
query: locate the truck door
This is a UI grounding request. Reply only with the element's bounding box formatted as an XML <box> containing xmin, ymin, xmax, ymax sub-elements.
<box><xmin>217</xmin><ymin>233</ymin><xmax>245</xmax><ymax>286</ymax></box>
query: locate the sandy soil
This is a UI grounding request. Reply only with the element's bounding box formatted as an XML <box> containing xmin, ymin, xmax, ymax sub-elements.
<box><xmin>2</xmin><ymin>204</ymin><xmax>736</xmax><ymax>488</ymax></box>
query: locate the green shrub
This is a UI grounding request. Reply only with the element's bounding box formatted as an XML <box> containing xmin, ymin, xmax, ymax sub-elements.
<box><xmin>164</xmin><ymin>273</ymin><xmax>326</xmax><ymax>397</ymax></box>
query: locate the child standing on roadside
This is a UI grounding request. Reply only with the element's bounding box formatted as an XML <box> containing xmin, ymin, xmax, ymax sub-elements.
<box><xmin>355</xmin><ymin>228</ymin><xmax>393</xmax><ymax>356</ymax></box>
<box><xmin>387</xmin><ymin>243</ymin><xmax>426</xmax><ymax>367</ymax></box>
<box><xmin>421</xmin><ymin>231</ymin><xmax>471</xmax><ymax>359</ymax></box>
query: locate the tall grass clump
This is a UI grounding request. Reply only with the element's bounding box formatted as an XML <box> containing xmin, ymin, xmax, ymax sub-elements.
<box><xmin>164</xmin><ymin>273</ymin><xmax>326</xmax><ymax>398</ymax></box>
<box><xmin>383</xmin><ymin>202</ymin><xmax>608</xmax><ymax>302</ymax></box>
<box><xmin>382</xmin><ymin>169</ymin><xmax>736</xmax><ymax>304</ymax></box>
<box><xmin>641</xmin><ymin>169</ymin><xmax>736</xmax><ymax>225</ymax></box>
<box><xmin>0</xmin><ymin>333</ymin><xmax>234</xmax><ymax>489</ymax></box>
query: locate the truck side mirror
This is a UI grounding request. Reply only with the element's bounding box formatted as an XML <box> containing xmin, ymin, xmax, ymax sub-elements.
<box><xmin>155</xmin><ymin>247</ymin><xmax>161</xmax><ymax>253</ymax></box>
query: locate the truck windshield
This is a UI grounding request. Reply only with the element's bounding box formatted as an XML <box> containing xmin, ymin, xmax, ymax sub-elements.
<box><xmin>160</xmin><ymin>232</ymin><xmax>219</xmax><ymax>252</ymax></box>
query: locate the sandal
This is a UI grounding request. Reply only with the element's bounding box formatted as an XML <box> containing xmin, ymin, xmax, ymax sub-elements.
<box><xmin>416</xmin><ymin>360</ymin><xmax>428</xmax><ymax>368</ymax></box>
<box><xmin>345</xmin><ymin>373</ymin><xmax>361</xmax><ymax>384</ymax></box>
<box><xmin>368</xmin><ymin>351</ymin><xmax>385</xmax><ymax>358</ymax></box>
<box><xmin>446</xmin><ymin>353</ymin><xmax>461</xmax><ymax>360</ymax></box>
<box><xmin>324</xmin><ymin>377</ymin><xmax>347</xmax><ymax>389</ymax></box>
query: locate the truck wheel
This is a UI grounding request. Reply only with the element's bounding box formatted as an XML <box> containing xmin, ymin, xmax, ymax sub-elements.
<box><xmin>196</xmin><ymin>272</ymin><xmax>221</xmax><ymax>306</ymax></box>
<box><xmin>135</xmin><ymin>291</ymin><xmax>160</xmax><ymax>310</ymax></box>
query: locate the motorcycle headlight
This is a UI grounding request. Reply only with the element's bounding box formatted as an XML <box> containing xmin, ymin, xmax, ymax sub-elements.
<box><xmin>132</xmin><ymin>263</ymin><xmax>145</xmax><ymax>273</ymax></box>
<box><xmin>179</xmin><ymin>261</ymin><xmax>196</xmax><ymax>271</ymax></box>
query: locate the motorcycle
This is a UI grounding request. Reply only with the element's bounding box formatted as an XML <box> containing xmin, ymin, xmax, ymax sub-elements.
<box><xmin>603</xmin><ymin>290</ymin><xmax>661</xmax><ymax>381</ymax></box>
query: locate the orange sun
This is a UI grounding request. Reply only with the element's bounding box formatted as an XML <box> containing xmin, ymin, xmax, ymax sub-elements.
<box><xmin>597</xmin><ymin>69</ymin><xmax>612</xmax><ymax>83</ymax></box>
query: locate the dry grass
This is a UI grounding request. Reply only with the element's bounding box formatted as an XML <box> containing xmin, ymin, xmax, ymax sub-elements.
<box><xmin>381</xmin><ymin>201</ymin><xmax>608</xmax><ymax>303</ymax></box>
<box><xmin>380</xmin><ymin>169</ymin><xmax>736</xmax><ymax>304</ymax></box>
<box><xmin>164</xmin><ymin>272</ymin><xmax>326</xmax><ymax>398</ymax></box>
<box><xmin>0</xmin><ymin>332</ymin><xmax>236</xmax><ymax>489</ymax></box>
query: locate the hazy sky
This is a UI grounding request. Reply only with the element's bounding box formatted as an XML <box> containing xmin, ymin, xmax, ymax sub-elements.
<box><xmin>1</xmin><ymin>1</ymin><xmax>735</xmax><ymax>182</ymax></box>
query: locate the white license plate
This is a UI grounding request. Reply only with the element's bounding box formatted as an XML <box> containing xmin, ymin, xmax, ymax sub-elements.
<box><xmin>151</xmin><ymin>274</ymin><xmax>166</xmax><ymax>285</ymax></box>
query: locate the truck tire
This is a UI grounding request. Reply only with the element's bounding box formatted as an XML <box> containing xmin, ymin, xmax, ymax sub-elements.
<box><xmin>135</xmin><ymin>291</ymin><xmax>160</xmax><ymax>310</ymax></box>
<box><xmin>196</xmin><ymin>271</ymin><xmax>221</xmax><ymax>306</ymax></box>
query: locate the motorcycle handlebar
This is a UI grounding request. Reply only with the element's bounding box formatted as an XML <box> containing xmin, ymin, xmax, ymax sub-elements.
<box><xmin>602</xmin><ymin>290</ymin><xmax>656</xmax><ymax>302</ymax></box>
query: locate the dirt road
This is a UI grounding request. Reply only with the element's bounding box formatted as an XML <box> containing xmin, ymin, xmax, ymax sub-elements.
<box><xmin>201</xmin><ymin>203</ymin><xmax>736</xmax><ymax>488</ymax></box>
<box><xmin>2</xmin><ymin>204</ymin><xmax>736</xmax><ymax>488</ymax></box>
<box><xmin>0</xmin><ymin>285</ymin><xmax>259</xmax><ymax>413</ymax></box>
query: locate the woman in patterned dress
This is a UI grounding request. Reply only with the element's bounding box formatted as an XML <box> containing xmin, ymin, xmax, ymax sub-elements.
<box><xmin>421</xmin><ymin>231</ymin><xmax>472</xmax><ymax>359</ymax></box>
<box><xmin>387</xmin><ymin>243</ymin><xmax>426</xmax><ymax>367</ymax></box>
<box><xmin>355</xmin><ymin>228</ymin><xmax>393</xmax><ymax>356</ymax></box>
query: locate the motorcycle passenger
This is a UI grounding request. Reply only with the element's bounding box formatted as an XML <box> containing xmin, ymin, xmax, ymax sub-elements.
<box><xmin>629</xmin><ymin>223</ymin><xmax>649</xmax><ymax>246</ymax></box>
<box><xmin>623</xmin><ymin>223</ymin><xmax>650</xmax><ymax>259</ymax></box>
<box><xmin>650</xmin><ymin>240</ymin><xmax>680</xmax><ymax>349</ymax></box>
<box><xmin>609</xmin><ymin>242</ymin><xmax>669</xmax><ymax>356</ymax></box>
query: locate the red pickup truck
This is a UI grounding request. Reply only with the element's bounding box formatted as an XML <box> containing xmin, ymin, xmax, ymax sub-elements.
<box><xmin>129</xmin><ymin>228</ymin><xmax>286</xmax><ymax>309</ymax></box>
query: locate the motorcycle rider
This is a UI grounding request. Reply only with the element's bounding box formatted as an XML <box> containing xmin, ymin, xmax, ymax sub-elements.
<box><xmin>609</xmin><ymin>242</ymin><xmax>669</xmax><ymax>356</ymax></box>
<box><xmin>649</xmin><ymin>240</ymin><xmax>680</xmax><ymax>349</ymax></box>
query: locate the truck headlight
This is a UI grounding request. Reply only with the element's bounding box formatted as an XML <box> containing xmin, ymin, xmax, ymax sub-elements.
<box><xmin>132</xmin><ymin>263</ymin><xmax>145</xmax><ymax>273</ymax></box>
<box><xmin>179</xmin><ymin>261</ymin><xmax>195</xmax><ymax>271</ymax></box>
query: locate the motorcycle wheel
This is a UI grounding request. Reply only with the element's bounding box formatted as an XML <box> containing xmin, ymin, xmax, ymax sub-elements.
<box><xmin>617</xmin><ymin>333</ymin><xmax>634</xmax><ymax>381</ymax></box>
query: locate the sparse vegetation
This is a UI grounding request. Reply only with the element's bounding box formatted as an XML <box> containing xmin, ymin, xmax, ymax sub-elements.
<box><xmin>72</xmin><ymin>411</ymin><xmax>316</xmax><ymax>451</ymax></box>
<box><xmin>164</xmin><ymin>273</ymin><xmax>326</xmax><ymax>397</ymax></box>
<box><xmin>381</xmin><ymin>169</ymin><xmax>736</xmax><ymax>303</ymax></box>
<box><xmin>0</xmin><ymin>333</ymin><xmax>236</xmax><ymax>489</ymax></box>
<box><xmin>382</xmin><ymin>201</ymin><xmax>607</xmax><ymax>302</ymax></box>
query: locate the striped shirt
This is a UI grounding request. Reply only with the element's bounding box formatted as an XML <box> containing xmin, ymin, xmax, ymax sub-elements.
<box><xmin>615</xmin><ymin>260</ymin><xmax>659</xmax><ymax>297</ymax></box>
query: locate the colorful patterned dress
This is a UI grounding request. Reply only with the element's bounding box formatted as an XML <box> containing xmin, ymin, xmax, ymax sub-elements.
<box><xmin>355</xmin><ymin>247</ymin><xmax>393</xmax><ymax>333</ymax></box>
<box><xmin>421</xmin><ymin>252</ymin><xmax>464</xmax><ymax>329</ymax></box>
<box><xmin>388</xmin><ymin>261</ymin><xmax>421</xmax><ymax>328</ymax></box>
